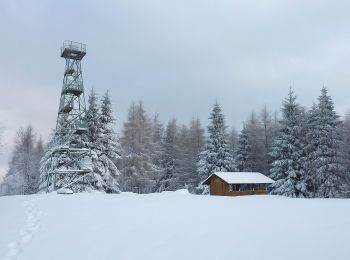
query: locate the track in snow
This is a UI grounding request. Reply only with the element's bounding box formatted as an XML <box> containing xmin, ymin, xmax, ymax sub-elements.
<box><xmin>2</xmin><ymin>198</ymin><xmax>42</xmax><ymax>260</ymax></box>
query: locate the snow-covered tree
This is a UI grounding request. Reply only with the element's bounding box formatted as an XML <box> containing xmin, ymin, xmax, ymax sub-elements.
<box><xmin>1</xmin><ymin>125</ymin><xmax>41</xmax><ymax>195</ymax></box>
<box><xmin>341</xmin><ymin>112</ymin><xmax>350</xmax><ymax>196</ymax></box>
<box><xmin>39</xmin><ymin>89</ymin><xmax>121</xmax><ymax>194</ymax></box>
<box><xmin>228</xmin><ymin>127</ymin><xmax>238</xmax><ymax>159</ymax></box>
<box><xmin>157</xmin><ymin>119</ymin><xmax>180</xmax><ymax>191</ymax></box>
<box><xmin>236</xmin><ymin>124</ymin><xmax>251</xmax><ymax>172</ymax></box>
<box><xmin>84</xmin><ymin>90</ymin><xmax>121</xmax><ymax>193</ymax></box>
<box><xmin>269</xmin><ymin>89</ymin><xmax>308</xmax><ymax>197</ymax></box>
<box><xmin>95</xmin><ymin>91</ymin><xmax>122</xmax><ymax>193</ymax></box>
<box><xmin>156</xmin><ymin>116</ymin><xmax>205</xmax><ymax>192</ymax></box>
<box><xmin>120</xmin><ymin>101</ymin><xmax>155</xmax><ymax>193</ymax></box>
<box><xmin>235</xmin><ymin>112</ymin><xmax>265</xmax><ymax>173</ymax></box>
<box><xmin>86</xmin><ymin>89</ymin><xmax>102</xmax><ymax>146</ymax></box>
<box><xmin>33</xmin><ymin>137</ymin><xmax>45</xmax><ymax>192</ymax></box>
<box><xmin>197</xmin><ymin>102</ymin><xmax>235</xmax><ymax>191</ymax></box>
<box><xmin>0</xmin><ymin>125</ymin><xmax>3</xmax><ymax>153</ymax></box>
<box><xmin>259</xmin><ymin>105</ymin><xmax>275</xmax><ymax>176</ymax></box>
<box><xmin>186</xmin><ymin>117</ymin><xmax>205</xmax><ymax>191</ymax></box>
<box><xmin>305</xmin><ymin>87</ymin><xmax>346</xmax><ymax>198</ymax></box>
<box><xmin>176</xmin><ymin>124</ymin><xmax>192</xmax><ymax>189</ymax></box>
<box><xmin>247</xmin><ymin>112</ymin><xmax>265</xmax><ymax>171</ymax></box>
<box><xmin>39</xmin><ymin>131</ymin><xmax>57</xmax><ymax>192</ymax></box>
<box><xmin>149</xmin><ymin>113</ymin><xmax>164</xmax><ymax>190</ymax></box>
<box><xmin>303</xmin><ymin>103</ymin><xmax>320</xmax><ymax>196</ymax></box>
<box><xmin>85</xmin><ymin>89</ymin><xmax>107</xmax><ymax>192</ymax></box>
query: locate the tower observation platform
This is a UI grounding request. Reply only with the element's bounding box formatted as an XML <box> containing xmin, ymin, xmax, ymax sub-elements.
<box><xmin>61</xmin><ymin>41</ymin><xmax>86</xmax><ymax>60</ymax></box>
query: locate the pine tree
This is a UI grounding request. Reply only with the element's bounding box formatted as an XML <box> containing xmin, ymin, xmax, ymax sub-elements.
<box><xmin>2</xmin><ymin>125</ymin><xmax>40</xmax><ymax>195</ymax></box>
<box><xmin>228</xmin><ymin>127</ymin><xmax>238</xmax><ymax>159</ymax></box>
<box><xmin>305</xmin><ymin>87</ymin><xmax>346</xmax><ymax>198</ymax></box>
<box><xmin>303</xmin><ymin>103</ymin><xmax>319</xmax><ymax>196</ymax></box>
<box><xmin>120</xmin><ymin>101</ymin><xmax>155</xmax><ymax>193</ymax></box>
<box><xmin>260</xmin><ymin>105</ymin><xmax>274</xmax><ymax>176</ymax></box>
<box><xmin>341</xmin><ymin>112</ymin><xmax>350</xmax><ymax>196</ymax></box>
<box><xmin>246</xmin><ymin>112</ymin><xmax>265</xmax><ymax>172</ymax></box>
<box><xmin>96</xmin><ymin>91</ymin><xmax>122</xmax><ymax>193</ymax></box>
<box><xmin>86</xmin><ymin>89</ymin><xmax>102</xmax><ymax>146</ymax></box>
<box><xmin>0</xmin><ymin>125</ymin><xmax>3</xmax><ymax>153</ymax></box>
<box><xmin>176</xmin><ymin>124</ymin><xmax>191</xmax><ymax>189</ymax></box>
<box><xmin>186</xmin><ymin>117</ymin><xmax>205</xmax><ymax>191</ymax></box>
<box><xmin>197</xmin><ymin>102</ymin><xmax>235</xmax><ymax>191</ymax></box>
<box><xmin>83</xmin><ymin>90</ymin><xmax>121</xmax><ymax>193</ymax></box>
<box><xmin>236</xmin><ymin>124</ymin><xmax>251</xmax><ymax>171</ymax></box>
<box><xmin>85</xmin><ymin>89</ymin><xmax>106</xmax><ymax>192</ymax></box>
<box><xmin>235</xmin><ymin>112</ymin><xmax>266</xmax><ymax>173</ymax></box>
<box><xmin>43</xmin><ymin>89</ymin><xmax>121</xmax><ymax>193</ymax></box>
<box><xmin>158</xmin><ymin>119</ymin><xmax>180</xmax><ymax>191</ymax></box>
<box><xmin>39</xmin><ymin>131</ymin><xmax>57</xmax><ymax>192</ymax></box>
<box><xmin>269</xmin><ymin>89</ymin><xmax>308</xmax><ymax>197</ymax></box>
<box><xmin>39</xmin><ymin>89</ymin><xmax>120</xmax><ymax>193</ymax></box>
<box><xmin>149</xmin><ymin>113</ymin><xmax>164</xmax><ymax>190</ymax></box>
<box><xmin>33</xmin><ymin>137</ymin><xmax>45</xmax><ymax>193</ymax></box>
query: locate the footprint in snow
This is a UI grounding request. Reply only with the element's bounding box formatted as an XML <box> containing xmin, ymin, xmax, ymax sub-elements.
<box><xmin>2</xmin><ymin>198</ymin><xmax>42</xmax><ymax>260</ymax></box>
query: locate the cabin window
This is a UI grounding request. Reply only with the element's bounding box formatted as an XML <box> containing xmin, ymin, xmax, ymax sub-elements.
<box><xmin>240</xmin><ymin>184</ymin><xmax>252</xmax><ymax>191</ymax></box>
<box><xmin>229</xmin><ymin>184</ymin><xmax>266</xmax><ymax>192</ymax></box>
<box><xmin>229</xmin><ymin>184</ymin><xmax>240</xmax><ymax>192</ymax></box>
<box><xmin>254</xmin><ymin>184</ymin><xmax>267</xmax><ymax>191</ymax></box>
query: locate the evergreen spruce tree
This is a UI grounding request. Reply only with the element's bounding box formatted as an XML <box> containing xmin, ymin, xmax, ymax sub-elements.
<box><xmin>33</xmin><ymin>137</ymin><xmax>45</xmax><ymax>192</ymax></box>
<box><xmin>158</xmin><ymin>119</ymin><xmax>179</xmax><ymax>191</ymax></box>
<box><xmin>269</xmin><ymin>89</ymin><xmax>308</xmax><ymax>197</ymax></box>
<box><xmin>197</xmin><ymin>102</ymin><xmax>235</xmax><ymax>191</ymax></box>
<box><xmin>149</xmin><ymin>113</ymin><xmax>164</xmax><ymax>190</ymax></box>
<box><xmin>84</xmin><ymin>90</ymin><xmax>122</xmax><ymax>193</ymax></box>
<box><xmin>176</xmin><ymin>124</ymin><xmax>192</xmax><ymax>189</ymax></box>
<box><xmin>85</xmin><ymin>89</ymin><xmax>106</xmax><ymax>192</ymax></box>
<box><xmin>260</xmin><ymin>105</ymin><xmax>274</xmax><ymax>176</ymax></box>
<box><xmin>39</xmin><ymin>131</ymin><xmax>57</xmax><ymax>192</ymax></box>
<box><xmin>120</xmin><ymin>101</ymin><xmax>155</xmax><ymax>193</ymax></box>
<box><xmin>341</xmin><ymin>112</ymin><xmax>350</xmax><ymax>197</ymax></box>
<box><xmin>86</xmin><ymin>89</ymin><xmax>102</xmax><ymax>146</ymax></box>
<box><xmin>39</xmin><ymin>89</ymin><xmax>121</xmax><ymax>193</ymax></box>
<box><xmin>305</xmin><ymin>87</ymin><xmax>346</xmax><ymax>198</ymax></box>
<box><xmin>96</xmin><ymin>91</ymin><xmax>122</xmax><ymax>193</ymax></box>
<box><xmin>2</xmin><ymin>125</ymin><xmax>40</xmax><ymax>195</ymax></box>
<box><xmin>246</xmin><ymin>112</ymin><xmax>265</xmax><ymax>172</ymax></box>
<box><xmin>228</xmin><ymin>127</ymin><xmax>238</xmax><ymax>160</ymax></box>
<box><xmin>236</xmin><ymin>124</ymin><xmax>251</xmax><ymax>172</ymax></box>
<box><xmin>303</xmin><ymin>103</ymin><xmax>319</xmax><ymax>196</ymax></box>
<box><xmin>235</xmin><ymin>112</ymin><xmax>265</xmax><ymax>173</ymax></box>
<box><xmin>186</xmin><ymin>117</ymin><xmax>205</xmax><ymax>191</ymax></box>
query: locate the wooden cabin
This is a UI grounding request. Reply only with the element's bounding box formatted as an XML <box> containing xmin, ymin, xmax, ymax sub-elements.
<box><xmin>202</xmin><ymin>172</ymin><xmax>275</xmax><ymax>196</ymax></box>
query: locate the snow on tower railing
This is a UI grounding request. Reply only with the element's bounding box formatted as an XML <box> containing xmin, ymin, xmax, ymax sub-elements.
<box><xmin>61</xmin><ymin>41</ymin><xmax>87</xmax><ymax>60</ymax></box>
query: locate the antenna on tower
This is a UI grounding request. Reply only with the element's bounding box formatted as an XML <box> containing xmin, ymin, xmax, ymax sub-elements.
<box><xmin>44</xmin><ymin>41</ymin><xmax>93</xmax><ymax>193</ymax></box>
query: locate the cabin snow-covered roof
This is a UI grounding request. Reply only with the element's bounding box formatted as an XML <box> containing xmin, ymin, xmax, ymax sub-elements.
<box><xmin>202</xmin><ymin>172</ymin><xmax>275</xmax><ymax>185</ymax></box>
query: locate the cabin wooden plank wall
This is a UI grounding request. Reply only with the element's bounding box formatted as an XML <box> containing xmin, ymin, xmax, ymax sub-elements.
<box><xmin>209</xmin><ymin>176</ymin><xmax>268</xmax><ymax>196</ymax></box>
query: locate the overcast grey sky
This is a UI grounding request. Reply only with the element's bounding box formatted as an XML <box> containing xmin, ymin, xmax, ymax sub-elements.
<box><xmin>1</xmin><ymin>0</ymin><xmax>350</xmax><ymax>177</ymax></box>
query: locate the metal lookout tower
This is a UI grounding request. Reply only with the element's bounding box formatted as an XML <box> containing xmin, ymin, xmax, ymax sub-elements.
<box><xmin>46</xmin><ymin>41</ymin><xmax>93</xmax><ymax>192</ymax></box>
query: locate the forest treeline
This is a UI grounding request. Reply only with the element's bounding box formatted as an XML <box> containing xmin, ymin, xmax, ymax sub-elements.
<box><xmin>1</xmin><ymin>87</ymin><xmax>350</xmax><ymax>197</ymax></box>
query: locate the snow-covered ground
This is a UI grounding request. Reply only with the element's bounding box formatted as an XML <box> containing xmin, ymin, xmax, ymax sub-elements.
<box><xmin>0</xmin><ymin>192</ymin><xmax>349</xmax><ymax>260</ymax></box>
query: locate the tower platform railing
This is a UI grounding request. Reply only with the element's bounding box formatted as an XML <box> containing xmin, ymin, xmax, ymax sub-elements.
<box><xmin>61</xmin><ymin>41</ymin><xmax>87</xmax><ymax>60</ymax></box>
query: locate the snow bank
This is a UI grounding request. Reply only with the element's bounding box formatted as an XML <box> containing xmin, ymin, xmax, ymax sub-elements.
<box><xmin>161</xmin><ymin>189</ymin><xmax>190</xmax><ymax>195</ymax></box>
<box><xmin>56</xmin><ymin>188</ymin><xmax>73</xmax><ymax>195</ymax></box>
<box><xmin>174</xmin><ymin>189</ymin><xmax>190</xmax><ymax>194</ymax></box>
<box><xmin>0</xmin><ymin>194</ymin><xmax>349</xmax><ymax>260</ymax></box>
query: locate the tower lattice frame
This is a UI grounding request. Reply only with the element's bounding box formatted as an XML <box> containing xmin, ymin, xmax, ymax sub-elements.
<box><xmin>45</xmin><ymin>41</ymin><xmax>93</xmax><ymax>192</ymax></box>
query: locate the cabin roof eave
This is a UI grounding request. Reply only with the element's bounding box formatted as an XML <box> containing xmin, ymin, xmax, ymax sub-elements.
<box><xmin>201</xmin><ymin>172</ymin><xmax>275</xmax><ymax>186</ymax></box>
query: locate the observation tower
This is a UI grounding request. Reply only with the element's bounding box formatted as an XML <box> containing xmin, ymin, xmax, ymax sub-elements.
<box><xmin>44</xmin><ymin>41</ymin><xmax>93</xmax><ymax>192</ymax></box>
